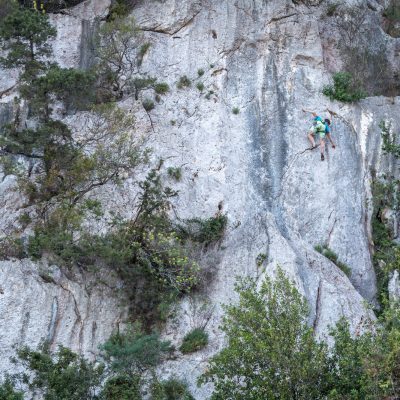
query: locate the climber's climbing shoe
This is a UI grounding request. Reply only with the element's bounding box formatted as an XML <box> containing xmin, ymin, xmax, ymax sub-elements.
<box><xmin>310</xmin><ymin>145</ymin><xmax>318</xmax><ymax>150</ymax></box>
<box><xmin>321</xmin><ymin>153</ymin><xmax>325</xmax><ymax>161</ymax></box>
<box><xmin>332</xmin><ymin>144</ymin><xmax>336</xmax><ymax>149</ymax></box>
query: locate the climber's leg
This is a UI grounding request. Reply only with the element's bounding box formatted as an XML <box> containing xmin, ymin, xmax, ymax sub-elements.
<box><xmin>320</xmin><ymin>137</ymin><xmax>325</xmax><ymax>161</ymax></box>
<box><xmin>308</xmin><ymin>131</ymin><xmax>316</xmax><ymax>148</ymax></box>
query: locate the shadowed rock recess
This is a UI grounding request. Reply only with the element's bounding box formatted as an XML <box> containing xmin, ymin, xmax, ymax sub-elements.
<box><xmin>0</xmin><ymin>0</ymin><xmax>399</xmax><ymax>398</ymax></box>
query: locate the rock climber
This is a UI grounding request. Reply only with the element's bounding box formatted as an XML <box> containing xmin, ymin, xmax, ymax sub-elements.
<box><xmin>303</xmin><ymin>109</ymin><xmax>336</xmax><ymax>161</ymax></box>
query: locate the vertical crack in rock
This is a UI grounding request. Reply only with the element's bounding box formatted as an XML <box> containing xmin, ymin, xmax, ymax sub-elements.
<box><xmin>47</xmin><ymin>297</ymin><xmax>59</xmax><ymax>344</ymax></box>
<box><xmin>313</xmin><ymin>280</ymin><xmax>322</xmax><ymax>334</ymax></box>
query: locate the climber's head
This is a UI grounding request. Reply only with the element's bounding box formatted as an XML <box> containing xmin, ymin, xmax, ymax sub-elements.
<box><xmin>314</xmin><ymin>116</ymin><xmax>323</xmax><ymax>122</ymax></box>
<box><xmin>324</xmin><ymin>118</ymin><xmax>331</xmax><ymax>126</ymax></box>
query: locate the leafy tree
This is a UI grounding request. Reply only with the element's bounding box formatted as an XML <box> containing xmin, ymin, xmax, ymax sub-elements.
<box><xmin>0</xmin><ymin>5</ymin><xmax>56</xmax><ymax>77</ymax></box>
<box><xmin>199</xmin><ymin>269</ymin><xmax>331</xmax><ymax>399</ymax></box>
<box><xmin>13</xmin><ymin>344</ymin><xmax>104</xmax><ymax>400</ymax></box>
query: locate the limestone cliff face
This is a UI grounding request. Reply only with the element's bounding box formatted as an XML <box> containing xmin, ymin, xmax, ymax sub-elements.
<box><xmin>0</xmin><ymin>0</ymin><xmax>399</xmax><ymax>398</ymax></box>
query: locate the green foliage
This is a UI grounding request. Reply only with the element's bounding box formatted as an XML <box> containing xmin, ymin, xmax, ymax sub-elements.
<box><xmin>205</xmin><ymin>90</ymin><xmax>214</xmax><ymax>100</ymax></box>
<box><xmin>199</xmin><ymin>269</ymin><xmax>400</xmax><ymax>399</ymax></box>
<box><xmin>139</xmin><ymin>42</ymin><xmax>151</xmax><ymax>57</ymax></box>
<box><xmin>0</xmin><ymin>237</ymin><xmax>25</xmax><ymax>260</ymax></box>
<box><xmin>371</xmin><ymin>176</ymin><xmax>400</xmax><ymax>307</ymax></box>
<box><xmin>384</xmin><ymin>0</ymin><xmax>400</xmax><ymax>37</ymax></box>
<box><xmin>108</xmin><ymin>0</ymin><xmax>132</xmax><ymax>19</ymax></box>
<box><xmin>314</xmin><ymin>244</ymin><xmax>351</xmax><ymax>276</ymax></box>
<box><xmin>196</xmin><ymin>82</ymin><xmax>204</xmax><ymax>92</ymax></box>
<box><xmin>1</xmin><ymin>104</ymin><xmax>140</xmax><ymax>209</ymax></box>
<box><xmin>327</xmin><ymin>303</ymin><xmax>400</xmax><ymax>399</ymax></box>
<box><xmin>197</xmin><ymin>68</ymin><xmax>204</xmax><ymax>77</ymax></box>
<box><xmin>177</xmin><ymin>214</ymin><xmax>227</xmax><ymax>246</ymax></box>
<box><xmin>154</xmin><ymin>82</ymin><xmax>169</xmax><ymax>95</ymax></box>
<box><xmin>326</xmin><ymin>2</ymin><xmax>340</xmax><ymax>16</ymax></box>
<box><xmin>0</xmin><ymin>378</ymin><xmax>23</xmax><ymax>400</ymax></box>
<box><xmin>167</xmin><ymin>167</ymin><xmax>182</xmax><ymax>181</ymax></box>
<box><xmin>20</xmin><ymin>66</ymin><xmax>96</xmax><ymax>116</ymax></box>
<box><xmin>380</xmin><ymin>120</ymin><xmax>400</xmax><ymax>158</ymax></box>
<box><xmin>177</xmin><ymin>75</ymin><xmax>191</xmax><ymax>89</ymax></box>
<box><xmin>13</xmin><ymin>343</ymin><xmax>104</xmax><ymax>400</ymax></box>
<box><xmin>142</xmin><ymin>98</ymin><xmax>155</xmax><ymax>111</ymax></box>
<box><xmin>256</xmin><ymin>252</ymin><xmax>267</xmax><ymax>267</ymax></box>
<box><xmin>23</xmin><ymin>169</ymin><xmax>200</xmax><ymax>325</ymax></box>
<box><xmin>180</xmin><ymin>328</ymin><xmax>208</xmax><ymax>354</ymax></box>
<box><xmin>101</xmin><ymin>323</ymin><xmax>171</xmax><ymax>375</ymax></box>
<box><xmin>199</xmin><ymin>269</ymin><xmax>331</xmax><ymax>399</ymax></box>
<box><xmin>322</xmin><ymin>72</ymin><xmax>366</xmax><ymax>103</ymax></box>
<box><xmin>101</xmin><ymin>374</ymin><xmax>141</xmax><ymax>400</ymax></box>
<box><xmin>232</xmin><ymin>107</ymin><xmax>240</xmax><ymax>115</ymax></box>
<box><xmin>95</xmin><ymin>16</ymin><xmax>140</xmax><ymax>101</ymax></box>
<box><xmin>151</xmin><ymin>378</ymin><xmax>194</xmax><ymax>400</ymax></box>
<box><xmin>0</xmin><ymin>6</ymin><xmax>56</xmax><ymax>76</ymax></box>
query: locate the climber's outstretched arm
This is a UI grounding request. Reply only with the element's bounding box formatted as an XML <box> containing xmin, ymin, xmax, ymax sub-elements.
<box><xmin>326</xmin><ymin>133</ymin><xmax>336</xmax><ymax>148</ymax></box>
<box><xmin>302</xmin><ymin>108</ymin><xmax>317</xmax><ymax>117</ymax></box>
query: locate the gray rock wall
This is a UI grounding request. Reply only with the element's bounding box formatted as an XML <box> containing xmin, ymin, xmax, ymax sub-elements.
<box><xmin>0</xmin><ymin>0</ymin><xmax>399</xmax><ymax>398</ymax></box>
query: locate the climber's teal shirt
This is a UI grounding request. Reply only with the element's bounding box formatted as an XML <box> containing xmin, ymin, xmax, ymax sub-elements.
<box><xmin>310</xmin><ymin>119</ymin><xmax>326</xmax><ymax>138</ymax></box>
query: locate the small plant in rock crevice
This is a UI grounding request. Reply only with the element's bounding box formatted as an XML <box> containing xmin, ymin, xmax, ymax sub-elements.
<box><xmin>314</xmin><ymin>244</ymin><xmax>351</xmax><ymax>276</ymax></box>
<box><xmin>179</xmin><ymin>328</ymin><xmax>209</xmax><ymax>354</ymax></box>
<box><xmin>177</xmin><ymin>75</ymin><xmax>191</xmax><ymax>89</ymax></box>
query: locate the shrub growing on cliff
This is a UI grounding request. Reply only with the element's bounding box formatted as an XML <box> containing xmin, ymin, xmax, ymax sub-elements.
<box><xmin>322</xmin><ymin>72</ymin><xmax>366</xmax><ymax>103</ymax></box>
<box><xmin>101</xmin><ymin>323</ymin><xmax>172</xmax><ymax>376</ymax></box>
<box><xmin>179</xmin><ymin>328</ymin><xmax>208</xmax><ymax>354</ymax></box>
<box><xmin>177</xmin><ymin>214</ymin><xmax>227</xmax><ymax>246</ymax></box>
<box><xmin>314</xmin><ymin>244</ymin><xmax>351</xmax><ymax>276</ymax></box>
<box><xmin>101</xmin><ymin>374</ymin><xmax>141</xmax><ymax>400</ymax></box>
<box><xmin>151</xmin><ymin>378</ymin><xmax>194</xmax><ymax>400</ymax></box>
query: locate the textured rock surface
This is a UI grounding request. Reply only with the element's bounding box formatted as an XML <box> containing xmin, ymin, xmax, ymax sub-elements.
<box><xmin>0</xmin><ymin>259</ymin><xmax>126</xmax><ymax>373</ymax></box>
<box><xmin>0</xmin><ymin>0</ymin><xmax>400</xmax><ymax>398</ymax></box>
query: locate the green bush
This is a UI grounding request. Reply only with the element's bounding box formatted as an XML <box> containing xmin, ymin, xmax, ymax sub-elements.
<box><xmin>101</xmin><ymin>323</ymin><xmax>171</xmax><ymax>375</ymax></box>
<box><xmin>322</xmin><ymin>72</ymin><xmax>366</xmax><ymax>103</ymax></box>
<box><xmin>167</xmin><ymin>167</ymin><xmax>182</xmax><ymax>181</ymax></box>
<box><xmin>177</xmin><ymin>214</ymin><xmax>227</xmax><ymax>246</ymax></box>
<box><xmin>0</xmin><ymin>378</ymin><xmax>23</xmax><ymax>400</ymax></box>
<box><xmin>177</xmin><ymin>75</ymin><xmax>191</xmax><ymax>89</ymax></box>
<box><xmin>154</xmin><ymin>82</ymin><xmax>169</xmax><ymax>95</ymax></box>
<box><xmin>380</xmin><ymin>120</ymin><xmax>400</xmax><ymax>158</ymax></box>
<box><xmin>101</xmin><ymin>374</ymin><xmax>141</xmax><ymax>400</ymax></box>
<box><xmin>197</xmin><ymin>68</ymin><xmax>204</xmax><ymax>77</ymax></box>
<box><xmin>151</xmin><ymin>378</ymin><xmax>194</xmax><ymax>400</ymax></box>
<box><xmin>384</xmin><ymin>0</ymin><xmax>400</xmax><ymax>37</ymax></box>
<box><xmin>196</xmin><ymin>82</ymin><xmax>204</xmax><ymax>92</ymax></box>
<box><xmin>232</xmin><ymin>107</ymin><xmax>240</xmax><ymax>115</ymax></box>
<box><xmin>142</xmin><ymin>98</ymin><xmax>155</xmax><ymax>111</ymax></box>
<box><xmin>371</xmin><ymin>175</ymin><xmax>400</xmax><ymax>308</ymax></box>
<box><xmin>180</xmin><ymin>328</ymin><xmax>208</xmax><ymax>354</ymax></box>
<box><xmin>314</xmin><ymin>244</ymin><xmax>351</xmax><ymax>276</ymax></box>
